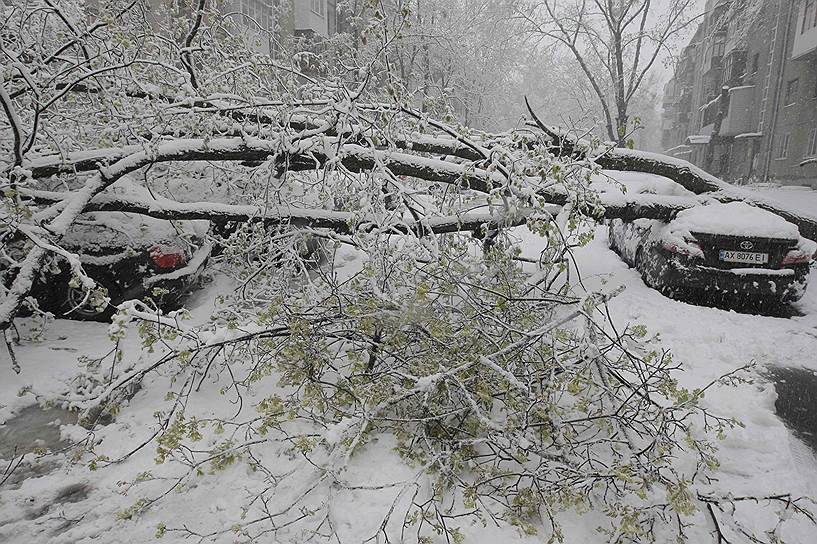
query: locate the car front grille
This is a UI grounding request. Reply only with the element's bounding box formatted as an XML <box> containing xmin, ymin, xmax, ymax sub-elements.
<box><xmin>690</xmin><ymin>232</ymin><xmax>797</xmax><ymax>270</ymax></box>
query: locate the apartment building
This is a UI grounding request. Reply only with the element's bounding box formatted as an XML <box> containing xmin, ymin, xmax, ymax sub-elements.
<box><xmin>229</xmin><ymin>0</ymin><xmax>339</xmax><ymax>56</ymax></box>
<box><xmin>661</xmin><ymin>0</ymin><xmax>817</xmax><ymax>187</ymax></box>
<box><xmin>768</xmin><ymin>0</ymin><xmax>817</xmax><ymax>183</ymax></box>
<box><xmin>132</xmin><ymin>0</ymin><xmax>339</xmax><ymax>56</ymax></box>
<box><xmin>660</xmin><ymin>32</ymin><xmax>702</xmax><ymax>158</ymax></box>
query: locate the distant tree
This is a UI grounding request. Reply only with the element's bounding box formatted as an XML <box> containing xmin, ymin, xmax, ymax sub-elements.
<box><xmin>337</xmin><ymin>0</ymin><xmax>532</xmax><ymax>129</ymax></box>
<box><xmin>517</xmin><ymin>0</ymin><xmax>701</xmax><ymax>146</ymax></box>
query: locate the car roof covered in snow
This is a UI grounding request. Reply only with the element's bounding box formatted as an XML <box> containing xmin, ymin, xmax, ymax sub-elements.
<box><xmin>59</xmin><ymin>176</ymin><xmax>209</xmax><ymax>253</ymax></box>
<box><xmin>62</xmin><ymin>213</ymin><xmax>208</xmax><ymax>253</ymax></box>
<box><xmin>669</xmin><ymin>201</ymin><xmax>800</xmax><ymax>240</ymax></box>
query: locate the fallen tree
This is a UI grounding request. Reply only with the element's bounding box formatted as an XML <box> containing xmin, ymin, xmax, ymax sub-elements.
<box><xmin>525</xmin><ymin>98</ymin><xmax>817</xmax><ymax>241</ymax></box>
<box><xmin>4</xmin><ymin>127</ymin><xmax>714</xmax><ymax>330</ymax></box>
<box><xmin>21</xmin><ymin>99</ymin><xmax>817</xmax><ymax>241</ymax></box>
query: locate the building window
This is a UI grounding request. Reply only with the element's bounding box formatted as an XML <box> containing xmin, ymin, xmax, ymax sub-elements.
<box><xmin>785</xmin><ymin>78</ymin><xmax>799</xmax><ymax>105</ymax></box>
<box><xmin>808</xmin><ymin>128</ymin><xmax>817</xmax><ymax>157</ymax></box>
<box><xmin>311</xmin><ymin>0</ymin><xmax>324</xmax><ymax>16</ymax></box>
<box><xmin>235</xmin><ymin>0</ymin><xmax>275</xmax><ymax>35</ymax></box>
<box><xmin>803</xmin><ymin>1</ymin><xmax>815</xmax><ymax>33</ymax></box>
<box><xmin>712</xmin><ymin>40</ymin><xmax>725</xmax><ymax>58</ymax></box>
<box><xmin>804</xmin><ymin>0</ymin><xmax>817</xmax><ymax>33</ymax></box>
<box><xmin>777</xmin><ymin>133</ymin><xmax>791</xmax><ymax>159</ymax></box>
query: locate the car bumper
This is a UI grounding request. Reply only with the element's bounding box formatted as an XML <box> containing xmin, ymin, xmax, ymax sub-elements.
<box><xmin>122</xmin><ymin>243</ymin><xmax>212</xmax><ymax>305</ymax></box>
<box><xmin>657</xmin><ymin>254</ymin><xmax>809</xmax><ymax>302</ymax></box>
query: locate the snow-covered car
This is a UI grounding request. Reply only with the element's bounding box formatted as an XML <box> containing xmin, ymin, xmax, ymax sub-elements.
<box><xmin>600</xmin><ymin>173</ymin><xmax>816</xmax><ymax>305</ymax></box>
<box><xmin>2</xmin><ymin>213</ymin><xmax>212</xmax><ymax>320</ymax></box>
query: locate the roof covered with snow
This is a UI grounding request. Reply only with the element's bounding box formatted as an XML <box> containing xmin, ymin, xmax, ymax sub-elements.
<box><xmin>686</xmin><ymin>134</ymin><xmax>711</xmax><ymax>145</ymax></box>
<box><xmin>735</xmin><ymin>132</ymin><xmax>763</xmax><ymax>139</ymax></box>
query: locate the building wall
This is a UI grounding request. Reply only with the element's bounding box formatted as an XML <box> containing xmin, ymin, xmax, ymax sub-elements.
<box><xmin>229</xmin><ymin>0</ymin><xmax>289</xmax><ymax>56</ymax></box>
<box><xmin>294</xmin><ymin>0</ymin><xmax>329</xmax><ymax>37</ymax></box>
<box><xmin>768</xmin><ymin>56</ymin><xmax>817</xmax><ymax>181</ymax></box>
<box><xmin>792</xmin><ymin>0</ymin><xmax>817</xmax><ymax>58</ymax></box>
<box><xmin>764</xmin><ymin>0</ymin><xmax>817</xmax><ymax>185</ymax></box>
<box><xmin>211</xmin><ymin>0</ymin><xmax>340</xmax><ymax>57</ymax></box>
<box><xmin>660</xmin><ymin>0</ymin><xmax>817</xmax><ymax>188</ymax></box>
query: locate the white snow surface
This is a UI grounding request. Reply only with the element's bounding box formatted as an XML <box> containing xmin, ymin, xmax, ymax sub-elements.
<box><xmin>3</xmin><ymin>223</ymin><xmax>817</xmax><ymax>543</ymax></box>
<box><xmin>591</xmin><ymin>170</ymin><xmax>697</xmax><ymax>197</ymax></box>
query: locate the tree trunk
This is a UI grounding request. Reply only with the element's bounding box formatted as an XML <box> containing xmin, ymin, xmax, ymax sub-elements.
<box><xmin>612</xmin><ymin>25</ymin><xmax>628</xmax><ymax>147</ymax></box>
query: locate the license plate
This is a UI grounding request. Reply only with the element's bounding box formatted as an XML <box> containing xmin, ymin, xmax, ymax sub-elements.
<box><xmin>718</xmin><ymin>249</ymin><xmax>768</xmax><ymax>264</ymax></box>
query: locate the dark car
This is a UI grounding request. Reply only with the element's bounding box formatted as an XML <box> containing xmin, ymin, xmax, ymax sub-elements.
<box><xmin>600</xmin><ymin>174</ymin><xmax>815</xmax><ymax>305</ymax></box>
<box><xmin>2</xmin><ymin>213</ymin><xmax>211</xmax><ymax>320</ymax></box>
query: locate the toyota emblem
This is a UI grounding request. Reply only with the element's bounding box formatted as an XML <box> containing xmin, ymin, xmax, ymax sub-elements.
<box><xmin>740</xmin><ymin>240</ymin><xmax>754</xmax><ymax>250</ymax></box>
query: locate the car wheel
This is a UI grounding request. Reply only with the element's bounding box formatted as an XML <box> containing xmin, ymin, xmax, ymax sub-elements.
<box><xmin>61</xmin><ymin>278</ymin><xmax>119</xmax><ymax>321</ymax></box>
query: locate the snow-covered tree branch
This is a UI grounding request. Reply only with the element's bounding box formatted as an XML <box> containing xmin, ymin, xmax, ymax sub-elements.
<box><xmin>1</xmin><ymin>1</ymin><xmax>815</xmax><ymax>543</ymax></box>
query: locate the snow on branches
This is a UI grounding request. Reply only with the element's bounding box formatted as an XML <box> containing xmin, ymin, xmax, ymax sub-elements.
<box><xmin>1</xmin><ymin>1</ymin><xmax>815</xmax><ymax>543</ymax></box>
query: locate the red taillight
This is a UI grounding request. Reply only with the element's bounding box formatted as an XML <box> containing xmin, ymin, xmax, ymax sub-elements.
<box><xmin>149</xmin><ymin>244</ymin><xmax>187</xmax><ymax>270</ymax></box>
<box><xmin>782</xmin><ymin>249</ymin><xmax>812</xmax><ymax>266</ymax></box>
<box><xmin>662</xmin><ymin>239</ymin><xmax>703</xmax><ymax>259</ymax></box>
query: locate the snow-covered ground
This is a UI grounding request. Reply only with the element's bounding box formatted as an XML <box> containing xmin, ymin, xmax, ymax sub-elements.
<box><xmin>570</xmin><ymin>227</ymin><xmax>817</xmax><ymax>490</ymax></box>
<box><xmin>2</xmin><ymin>211</ymin><xmax>817</xmax><ymax>542</ymax></box>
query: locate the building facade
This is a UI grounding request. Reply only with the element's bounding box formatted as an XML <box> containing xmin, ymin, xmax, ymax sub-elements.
<box><xmin>132</xmin><ymin>0</ymin><xmax>340</xmax><ymax>57</ymax></box>
<box><xmin>661</xmin><ymin>0</ymin><xmax>817</xmax><ymax>187</ymax></box>
<box><xmin>229</xmin><ymin>0</ymin><xmax>339</xmax><ymax>56</ymax></box>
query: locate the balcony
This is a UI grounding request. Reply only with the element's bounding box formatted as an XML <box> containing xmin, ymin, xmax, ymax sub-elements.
<box><xmin>705</xmin><ymin>54</ymin><xmax>723</xmax><ymax>74</ymax></box>
<box><xmin>720</xmin><ymin>85</ymin><xmax>756</xmax><ymax>136</ymax></box>
<box><xmin>708</xmin><ymin>0</ymin><xmax>730</xmax><ymax>17</ymax></box>
<box><xmin>663</xmin><ymin>81</ymin><xmax>677</xmax><ymax>103</ymax></box>
<box><xmin>679</xmin><ymin>58</ymin><xmax>695</xmax><ymax>80</ymax></box>
<box><xmin>792</xmin><ymin>1</ymin><xmax>817</xmax><ymax>60</ymax></box>
<box><xmin>698</xmin><ymin>85</ymin><xmax>757</xmax><ymax>138</ymax></box>
<box><xmin>678</xmin><ymin>88</ymin><xmax>693</xmax><ymax>108</ymax></box>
